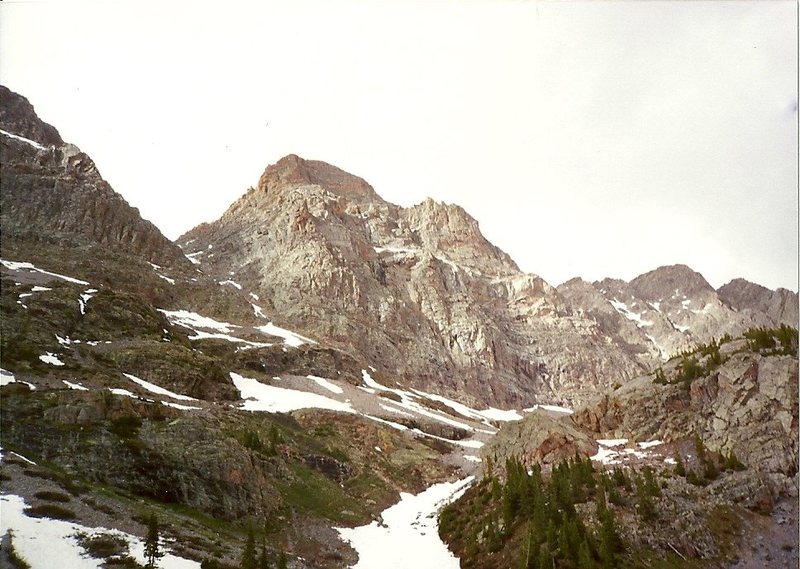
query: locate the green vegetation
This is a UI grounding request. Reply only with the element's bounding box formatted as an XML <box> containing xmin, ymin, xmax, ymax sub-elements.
<box><xmin>76</xmin><ymin>532</ymin><xmax>129</xmax><ymax>559</ymax></box>
<box><xmin>33</xmin><ymin>490</ymin><xmax>72</xmax><ymax>503</ymax></box>
<box><xmin>23</xmin><ymin>503</ymin><xmax>77</xmax><ymax>520</ymax></box>
<box><xmin>653</xmin><ymin>326</ymin><xmax>798</xmax><ymax>388</ymax></box>
<box><xmin>144</xmin><ymin>514</ymin><xmax>164</xmax><ymax>569</ymax></box>
<box><xmin>744</xmin><ymin>325</ymin><xmax>798</xmax><ymax>355</ymax></box>
<box><xmin>5</xmin><ymin>531</ymin><xmax>32</xmax><ymax>569</ymax></box>
<box><xmin>440</xmin><ymin>454</ymin><xmax>627</xmax><ymax>568</ymax></box>
<box><xmin>672</xmin><ymin>435</ymin><xmax>745</xmax><ymax>487</ymax></box>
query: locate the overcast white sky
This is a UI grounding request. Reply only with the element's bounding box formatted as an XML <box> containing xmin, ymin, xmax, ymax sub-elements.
<box><xmin>1</xmin><ymin>1</ymin><xmax>797</xmax><ymax>291</ymax></box>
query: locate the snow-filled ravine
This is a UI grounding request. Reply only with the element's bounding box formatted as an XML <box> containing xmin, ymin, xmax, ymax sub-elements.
<box><xmin>0</xmin><ymin>494</ymin><xmax>200</xmax><ymax>569</ymax></box>
<box><xmin>337</xmin><ymin>477</ymin><xmax>474</xmax><ymax>569</ymax></box>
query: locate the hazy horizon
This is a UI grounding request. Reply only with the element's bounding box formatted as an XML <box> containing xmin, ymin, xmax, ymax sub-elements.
<box><xmin>1</xmin><ymin>0</ymin><xmax>796</xmax><ymax>291</ymax></box>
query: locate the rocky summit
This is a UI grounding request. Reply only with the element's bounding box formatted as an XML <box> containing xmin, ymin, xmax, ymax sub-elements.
<box><xmin>179</xmin><ymin>154</ymin><xmax>796</xmax><ymax>409</ymax></box>
<box><xmin>0</xmin><ymin>84</ymin><xmax>797</xmax><ymax>569</ymax></box>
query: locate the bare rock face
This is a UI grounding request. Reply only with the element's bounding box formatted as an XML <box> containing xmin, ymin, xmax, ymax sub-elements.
<box><xmin>557</xmin><ymin>264</ymin><xmax>786</xmax><ymax>364</ymax></box>
<box><xmin>573</xmin><ymin>348</ymin><xmax>799</xmax><ymax>492</ymax></box>
<box><xmin>0</xmin><ymin>85</ymin><xmax>187</xmax><ymax>268</ymax></box>
<box><xmin>718</xmin><ymin>278</ymin><xmax>799</xmax><ymax>327</ymax></box>
<box><xmin>180</xmin><ymin>155</ymin><xmax>651</xmax><ymax>407</ymax></box>
<box><xmin>481</xmin><ymin>410</ymin><xmax>599</xmax><ymax>472</ymax></box>
<box><xmin>180</xmin><ymin>155</ymin><xmax>797</xmax><ymax>408</ymax></box>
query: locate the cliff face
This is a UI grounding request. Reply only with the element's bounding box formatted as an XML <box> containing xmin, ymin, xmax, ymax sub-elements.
<box><xmin>179</xmin><ymin>154</ymin><xmax>798</xmax><ymax>408</ymax></box>
<box><xmin>0</xmin><ymin>86</ymin><xmax>187</xmax><ymax>269</ymax></box>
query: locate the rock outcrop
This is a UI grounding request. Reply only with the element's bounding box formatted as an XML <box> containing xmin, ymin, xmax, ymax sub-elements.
<box><xmin>481</xmin><ymin>410</ymin><xmax>598</xmax><ymax>472</ymax></box>
<box><xmin>0</xmin><ymin>85</ymin><xmax>188</xmax><ymax>268</ymax></box>
<box><xmin>573</xmin><ymin>343</ymin><xmax>799</xmax><ymax>493</ymax></box>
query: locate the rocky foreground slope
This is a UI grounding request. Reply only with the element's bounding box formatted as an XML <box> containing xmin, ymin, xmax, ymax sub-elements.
<box><xmin>442</xmin><ymin>331</ymin><xmax>798</xmax><ymax>568</ymax></box>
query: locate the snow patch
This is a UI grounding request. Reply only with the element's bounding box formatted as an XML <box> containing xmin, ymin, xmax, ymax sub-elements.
<box><xmin>0</xmin><ymin>493</ymin><xmax>201</xmax><ymax>569</ymax></box>
<box><xmin>256</xmin><ymin>322</ymin><xmax>316</xmax><ymax>347</ymax></box>
<box><xmin>252</xmin><ymin>304</ymin><xmax>266</xmax><ymax>318</ymax></box>
<box><xmin>230</xmin><ymin>372</ymin><xmax>353</xmax><ymax>414</ymax></box>
<box><xmin>609</xmin><ymin>298</ymin><xmax>653</xmax><ymax>327</ymax></box>
<box><xmin>1</xmin><ymin>368</ymin><xmax>17</xmax><ymax>387</ymax></box>
<box><xmin>1</xmin><ymin>259</ymin><xmax>90</xmax><ymax>285</ymax></box>
<box><xmin>159</xmin><ymin>309</ymin><xmax>238</xmax><ymax>333</ymax></box>
<box><xmin>123</xmin><ymin>373</ymin><xmax>197</xmax><ymax>401</ymax></box>
<box><xmin>161</xmin><ymin>401</ymin><xmax>202</xmax><ymax>411</ymax></box>
<box><xmin>39</xmin><ymin>353</ymin><xmax>65</xmax><ymax>366</ymax></box>
<box><xmin>63</xmin><ymin>380</ymin><xmax>89</xmax><ymax>391</ymax></box>
<box><xmin>307</xmin><ymin>375</ymin><xmax>344</xmax><ymax>394</ymax></box>
<box><xmin>0</xmin><ymin>128</ymin><xmax>48</xmax><ymax>149</ymax></box>
<box><xmin>78</xmin><ymin>289</ymin><xmax>98</xmax><ymax>315</ymax></box>
<box><xmin>218</xmin><ymin>280</ymin><xmax>242</xmax><ymax>290</ymax></box>
<box><xmin>336</xmin><ymin>477</ymin><xmax>474</xmax><ymax>569</ymax></box>
<box><xmin>523</xmin><ymin>404</ymin><xmax>574</xmax><ymax>415</ymax></box>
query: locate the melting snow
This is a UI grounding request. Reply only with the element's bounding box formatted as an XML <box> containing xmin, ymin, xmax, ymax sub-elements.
<box><xmin>464</xmin><ymin>455</ymin><xmax>482</xmax><ymax>463</ymax></box>
<box><xmin>597</xmin><ymin>439</ymin><xmax>628</xmax><ymax>447</ymax></box>
<box><xmin>108</xmin><ymin>387</ymin><xmax>142</xmax><ymax>399</ymax></box>
<box><xmin>62</xmin><ymin>380</ymin><xmax>88</xmax><ymax>391</ymax></box>
<box><xmin>307</xmin><ymin>375</ymin><xmax>344</xmax><ymax>394</ymax></box>
<box><xmin>0</xmin><ymin>494</ymin><xmax>201</xmax><ymax>569</ymax></box>
<box><xmin>379</xmin><ymin>403</ymin><xmax>415</xmax><ymax>417</ymax></box>
<box><xmin>0</xmin><ymin>128</ymin><xmax>48</xmax><ymax>150</ymax></box>
<box><xmin>336</xmin><ymin>477</ymin><xmax>474</xmax><ymax>569</ymax></box>
<box><xmin>591</xmin><ymin>439</ymin><xmax>666</xmax><ymax>465</ymax></box>
<box><xmin>609</xmin><ymin>299</ymin><xmax>653</xmax><ymax>328</ymax></box>
<box><xmin>161</xmin><ymin>401</ymin><xmax>202</xmax><ymax>411</ymax></box>
<box><xmin>522</xmin><ymin>404</ymin><xmax>574</xmax><ymax>415</ymax></box>
<box><xmin>39</xmin><ymin>353</ymin><xmax>65</xmax><ymax>366</ymax></box>
<box><xmin>1</xmin><ymin>259</ymin><xmax>90</xmax><ymax>285</ymax></box>
<box><xmin>158</xmin><ymin>274</ymin><xmax>176</xmax><ymax>285</ymax></box>
<box><xmin>252</xmin><ymin>304</ymin><xmax>266</xmax><ymax>318</ymax></box>
<box><xmin>249</xmin><ymin>292</ymin><xmax>260</xmax><ymax>301</ymax></box>
<box><xmin>218</xmin><ymin>280</ymin><xmax>242</xmax><ymax>290</ymax></box>
<box><xmin>0</xmin><ymin>369</ymin><xmax>34</xmax><ymax>390</ymax></box>
<box><xmin>123</xmin><ymin>373</ymin><xmax>197</xmax><ymax>401</ymax></box>
<box><xmin>1</xmin><ymin>368</ymin><xmax>17</xmax><ymax>387</ymax></box>
<box><xmin>230</xmin><ymin>372</ymin><xmax>354</xmax><ymax>414</ymax></box>
<box><xmin>256</xmin><ymin>323</ymin><xmax>316</xmax><ymax>347</ymax></box>
<box><xmin>78</xmin><ymin>289</ymin><xmax>98</xmax><ymax>315</ymax></box>
<box><xmin>184</xmin><ymin>251</ymin><xmax>203</xmax><ymax>264</ymax></box>
<box><xmin>159</xmin><ymin>310</ymin><xmax>238</xmax><ymax>333</ymax></box>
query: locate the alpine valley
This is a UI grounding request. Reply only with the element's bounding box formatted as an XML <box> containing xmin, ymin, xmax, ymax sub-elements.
<box><xmin>0</xmin><ymin>85</ymin><xmax>797</xmax><ymax>569</ymax></box>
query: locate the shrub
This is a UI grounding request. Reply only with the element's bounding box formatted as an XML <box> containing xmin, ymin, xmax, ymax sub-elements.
<box><xmin>33</xmin><ymin>490</ymin><xmax>71</xmax><ymax>503</ymax></box>
<box><xmin>24</xmin><ymin>504</ymin><xmax>77</xmax><ymax>520</ymax></box>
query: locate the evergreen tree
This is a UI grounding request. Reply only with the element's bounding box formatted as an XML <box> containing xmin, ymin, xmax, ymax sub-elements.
<box><xmin>144</xmin><ymin>514</ymin><xmax>164</xmax><ymax>569</ymax></box>
<box><xmin>276</xmin><ymin>547</ymin><xmax>287</xmax><ymax>569</ymax></box>
<box><xmin>674</xmin><ymin>453</ymin><xmax>686</xmax><ymax>476</ymax></box>
<box><xmin>635</xmin><ymin>475</ymin><xmax>657</xmax><ymax>522</ymax></box>
<box><xmin>258</xmin><ymin>543</ymin><xmax>271</xmax><ymax>569</ymax></box>
<box><xmin>578</xmin><ymin>538</ymin><xmax>594</xmax><ymax>569</ymax></box>
<box><xmin>241</xmin><ymin>528</ymin><xmax>257</xmax><ymax>569</ymax></box>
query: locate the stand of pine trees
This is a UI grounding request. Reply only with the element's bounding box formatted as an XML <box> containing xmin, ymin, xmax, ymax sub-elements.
<box><xmin>440</xmin><ymin>454</ymin><xmax>637</xmax><ymax>569</ymax></box>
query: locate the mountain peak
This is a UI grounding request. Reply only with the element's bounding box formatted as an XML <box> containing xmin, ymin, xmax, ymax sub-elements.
<box><xmin>256</xmin><ymin>154</ymin><xmax>383</xmax><ymax>204</ymax></box>
<box><xmin>630</xmin><ymin>264</ymin><xmax>714</xmax><ymax>301</ymax></box>
<box><xmin>0</xmin><ymin>85</ymin><xmax>63</xmax><ymax>147</ymax></box>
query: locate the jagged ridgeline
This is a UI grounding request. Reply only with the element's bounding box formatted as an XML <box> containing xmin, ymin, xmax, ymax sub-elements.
<box><xmin>0</xmin><ymin>83</ymin><xmax>797</xmax><ymax>569</ymax></box>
